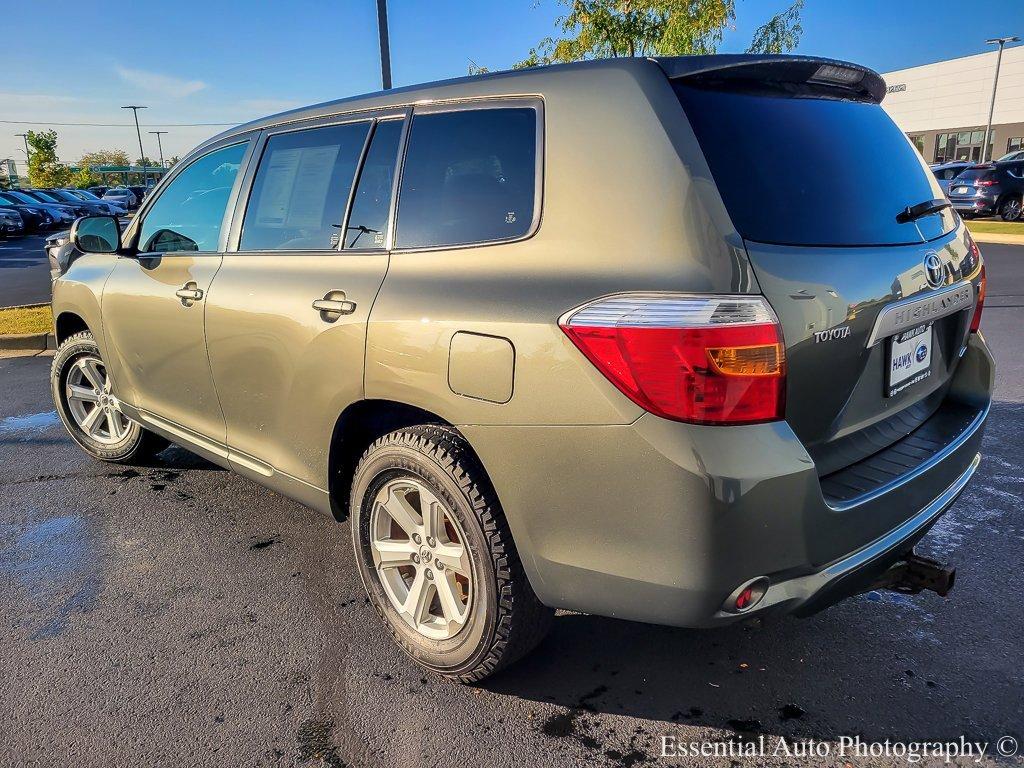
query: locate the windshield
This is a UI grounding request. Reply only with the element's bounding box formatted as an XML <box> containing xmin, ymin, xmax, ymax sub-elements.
<box><xmin>674</xmin><ymin>82</ymin><xmax>956</xmax><ymax>246</ymax></box>
<box><xmin>76</xmin><ymin>190</ymin><xmax>100</xmax><ymax>200</ymax></box>
<box><xmin>31</xmin><ymin>191</ymin><xmax>60</xmax><ymax>203</ymax></box>
<box><xmin>7</xmin><ymin>191</ymin><xmax>38</xmax><ymax>204</ymax></box>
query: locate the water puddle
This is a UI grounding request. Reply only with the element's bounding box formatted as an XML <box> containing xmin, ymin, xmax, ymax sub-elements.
<box><xmin>0</xmin><ymin>411</ymin><xmax>61</xmax><ymax>439</ymax></box>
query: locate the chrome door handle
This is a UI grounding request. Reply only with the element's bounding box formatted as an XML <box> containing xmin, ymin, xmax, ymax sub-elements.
<box><xmin>313</xmin><ymin>298</ymin><xmax>357</xmax><ymax>315</ymax></box>
<box><xmin>175</xmin><ymin>282</ymin><xmax>204</xmax><ymax>305</ymax></box>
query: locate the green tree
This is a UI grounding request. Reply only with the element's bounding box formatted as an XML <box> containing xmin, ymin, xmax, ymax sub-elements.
<box><xmin>514</xmin><ymin>0</ymin><xmax>803</xmax><ymax>68</ymax></box>
<box><xmin>69</xmin><ymin>165</ymin><xmax>101</xmax><ymax>189</ymax></box>
<box><xmin>79</xmin><ymin>149</ymin><xmax>132</xmax><ymax>168</ymax></box>
<box><xmin>26</xmin><ymin>130</ymin><xmax>72</xmax><ymax>188</ymax></box>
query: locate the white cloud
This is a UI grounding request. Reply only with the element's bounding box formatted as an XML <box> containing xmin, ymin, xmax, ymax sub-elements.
<box><xmin>115</xmin><ymin>67</ymin><xmax>207</xmax><ymax>98</ymax></box>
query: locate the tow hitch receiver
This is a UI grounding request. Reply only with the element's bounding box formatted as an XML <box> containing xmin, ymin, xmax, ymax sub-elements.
<box><xmin>873</xmin><ymin>553</ymin><xmax>956</xmax><ymax>597</ymax></box>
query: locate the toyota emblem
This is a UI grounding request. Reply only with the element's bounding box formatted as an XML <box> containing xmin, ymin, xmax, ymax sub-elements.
<box><xmin>924</xmin><ymin>253</ymin><xmax>944</xmax><ymax>289</ymax></box>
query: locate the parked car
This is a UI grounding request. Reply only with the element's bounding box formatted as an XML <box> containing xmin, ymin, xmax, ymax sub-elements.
<box><xmin>52</xmin><ymin>55</ymin><xmax>991</xmax><ymax>682</ymax></box>
<box><xmin>996</xmin><ymin>150</ymin><xmax>1024</xmax><ymax>163</ymax></box>
<box><xmin>45</xmin><ymin>230</ymin><xmax>78</xmax><ymax>280</ymax></box>
<box><xmin>87</xmin><ymin>185</ymin><xmax>110</xmax><ymax>197</ymax></box>
<box><xmin>101</xmin><ymin>187</ymin><xmax>138</xmax><ymax>209</ymax></box>
<box><xmin>0</xmin><ymin>192</ymin><xmax>55</xmax><ymax>231</ymax></box>
<box><xmin>65</xmin><ymin>188</ymin><xmax>128</xmax><ymax>215</ymax></box>
<box><xmin>5</xmin><ymin>189</ymin><xmax>76</xmax><ymax>225</ymax></box>
<box><xmin>930</xmin><ymin>161</ymin><xmax>972</xmax><ymax>195</ymax></box>
<box><xmin>42</xmin><ymin>188</ymin><xmax>121</xmax><ymax>217</ymax></box>
<box><xmin>946</xmin><ymin>161</ymin><xmax>1024</xmax><ymax>220</ymax></box>
<box><xmin>128</xmin><ymin>185</ymin><xmax>150</xmax><ymax>205</ymax></box>
<box><xmin>0</xmin><ymin>207</ymin><xmax>24</xmax><ymax>238</ymax></box>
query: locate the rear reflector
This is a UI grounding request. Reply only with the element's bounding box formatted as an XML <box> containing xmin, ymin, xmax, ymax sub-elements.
<box><xmin>560</xmin><ymin>295</ymin><xmax>785</xmax><ymax>425</ymax></box>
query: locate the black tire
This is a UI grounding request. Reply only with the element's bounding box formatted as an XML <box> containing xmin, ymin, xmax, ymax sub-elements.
<box><xmin>999</xmin><ymin>195</ymin><xmax>1023</xmax><ymax>222</ymax></box>
<box><xmin>350</xmin><ymin>425</ymin><xmax>553</xmax><ymax>682</ymax></box>
<box><xmin>51</xmin><ymin>330</ymin><xmax>169</xmax><ymax>464</ymax></box>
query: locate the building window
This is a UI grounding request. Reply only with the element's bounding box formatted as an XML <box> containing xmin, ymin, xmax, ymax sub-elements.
<box><xmin>1008</xmin><ymin>137</ymin><xmax>1024</xmax><ymax>153</ymax></box>
<box><xmin>909</xmin><ymin>135</ymin><xmax>924</xmax><ymax>155</ymax></box>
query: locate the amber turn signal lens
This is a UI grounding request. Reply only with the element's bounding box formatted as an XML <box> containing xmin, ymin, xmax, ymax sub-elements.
<box><xmin>706</xmin><ymin>343</ymin><xmax>784</xmax><ymax>377</ymax></box>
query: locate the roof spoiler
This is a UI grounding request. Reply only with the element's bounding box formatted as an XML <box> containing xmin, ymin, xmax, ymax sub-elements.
<box><xmin>651</xmin><ymin>54</ymin><xmax>886</xmax><ymax>104</ymax></box>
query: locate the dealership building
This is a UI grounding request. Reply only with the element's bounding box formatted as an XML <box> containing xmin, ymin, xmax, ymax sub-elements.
<box><xmin>881</xmin><ymin>43</ymin><xmax>1024</xmax><ymax>163</ymax></box>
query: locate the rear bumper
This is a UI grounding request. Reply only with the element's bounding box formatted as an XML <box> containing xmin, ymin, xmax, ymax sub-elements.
<box><xmin>463</xmin><ymin>333</ymin><xmax>993</xmax><ymax>628</ymax></box>
<box><xmin>950</xmin><ymin>196</ymin><xmax>997</xmax><ymax>214</ymax></box>
<box><xmin>731</xmin><ymin>451</ymin><xmax>979</xmax><ymax>620</ymax></box>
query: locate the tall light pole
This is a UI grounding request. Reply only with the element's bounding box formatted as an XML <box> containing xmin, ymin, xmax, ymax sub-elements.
<box><xmin>14</xmin><ymin>133</ymin><xmax>30</xmax><ymax>163</ymax></box>
<box><xmin>121</xmin><ymin>105</ymin><xmax>148</xmax><ymax>182</ymax></box>
<box><xmin>149</xmin><ymin>131</ymin><xmax>168</xmax><ymax>168</ymax></box>
<box><xmin>376</xmin><ymin>0</ymin><xmax>392</xmax><ymax>90</ymax></box>
<box><xmin>981</xmin><ymin>36</ymin><xmax>1019</xmax><ymax>162</ymax></box>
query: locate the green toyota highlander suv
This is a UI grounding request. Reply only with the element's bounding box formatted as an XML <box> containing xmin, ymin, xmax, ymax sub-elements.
<box><xmin>50</xmin><ymin>55</ymin><xmax>992</xmax><ymax>682</ymax></box>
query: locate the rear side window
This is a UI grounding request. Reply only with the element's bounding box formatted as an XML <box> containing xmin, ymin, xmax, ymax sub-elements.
<box><xmin>138</xmin><ymin>143</ymin><xmax>246</xmax><ymax>253</ymax></box>
<box><xmin>344</xmin><ymin>120</ymin><xmax>403</xmax><ymax>249</ymax></box>
<box><xmin>396</xmin><ymin>107</ymin><xmax>536</xmax><ymax>249</ymax></box>
<box><xmin>674</xmin><ymin>83</ymin><xmax>956</xmax><ymax>246</ymax></box>
<box><xmin>240</xmin><ymin>122</ymin><xmax>370</xmax><ymax>251</ymax></box>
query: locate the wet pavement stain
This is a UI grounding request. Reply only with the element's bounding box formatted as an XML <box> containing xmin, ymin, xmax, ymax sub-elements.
<box><xmin>0</xmin><ymin>514</ymin><xmax>102</xmax><ymax>639</ymax></box>
<box><xmin>726</xmin><ymin>718</ymin><xmax>763</xmax><ymax>733</ymax></box>
<box><xmin>0</xmin><ymin>411</ymin><xmax>60</xmax><ymax>440</ymax></box>
<box><xmin>296</xmin><ymin>718</ymin><xmax>348</xmax><ymax>768</ymax></box>
<box><xmin>779</xmin><ymin>703</ymin><xmax>806</xmax><ymax>721</ymax></box>
<box><xmin>250</xmin><ymin>538</ymin><xmax>278</xmax><ymax>551</ymax></box>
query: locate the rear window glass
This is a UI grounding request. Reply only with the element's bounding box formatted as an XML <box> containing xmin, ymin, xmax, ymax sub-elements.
<box><xmin>674</xmin><ymin>83</ymin><xmax>957</xmax><ymax>246</ymax></box>
<box><xmin>954</xmin><ymin>168</ymin><xmax>995</xmax><ymax>182</ymax></box>
<box><xmin>396</xmin><ymin>107</ymin><xmax>536</xmax><ymax>249</ymax></box>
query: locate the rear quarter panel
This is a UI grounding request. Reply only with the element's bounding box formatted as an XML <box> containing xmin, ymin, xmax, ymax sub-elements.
<box><xmin>366</xmin><ymin>59</ymin><xmax>757</xmax><ymax>427</ymax></box>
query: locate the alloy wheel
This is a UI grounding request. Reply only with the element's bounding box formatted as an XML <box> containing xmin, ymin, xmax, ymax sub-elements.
<box><xmin>65</xmin><ymin>356</ymin><xmax>131</xmax><ymax>445</ymax></box>
<box><xmin>369</xmin><ymin>478</ymin><xmax>474</xmax><ymax>640</ymax></box>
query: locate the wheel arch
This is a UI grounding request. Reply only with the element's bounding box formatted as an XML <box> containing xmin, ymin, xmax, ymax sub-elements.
<box><xmin>327</xmin><ymin>399</ymin><xmax>489</xmax><ymax>522</ymax></box>
<box><xmin>55</xmin><ymin>311</ymin><xmax>90</xmax><ymax>344</ymax></box>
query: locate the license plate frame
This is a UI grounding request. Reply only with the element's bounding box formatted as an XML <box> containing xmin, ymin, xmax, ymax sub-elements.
<box><xmin>886</xmin><ymin>323</ymin><xmax>933</xmax><ymax>397</ymax></box>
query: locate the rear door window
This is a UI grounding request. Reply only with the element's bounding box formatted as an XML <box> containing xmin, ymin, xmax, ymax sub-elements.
<box><xmin>138</xmin><ymin>143</ymin><xmax>247</xmax><ymax>253</ymax></box>
<box><xmin>240</xmin><ymin>122</ymin><xmax>370</xmax><ymax>251</ymax></box>
<box><xmin>395</xmin><ymin>107</ymin><xmax>537</xmax><ymax>249</ymax></box>
<box><xmin>674</xmin><ymin>83</ymin><xmax>957</xmax><ymax>246</ymax></box>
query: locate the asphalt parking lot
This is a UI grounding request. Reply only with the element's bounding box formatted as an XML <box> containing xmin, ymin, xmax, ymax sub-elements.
<box><xmin>0</xmin><ymin>233</ymin><xmax>51</xmax><ymax>307</ymax></box>
<box><xmin>1</xmin><ymin>244</ymin><xmax>1022</xmax><ymax>767</ymax></box>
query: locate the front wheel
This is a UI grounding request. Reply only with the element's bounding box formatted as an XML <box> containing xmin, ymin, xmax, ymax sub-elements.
<box><xmin>350</xmin><ymin>425</ymin><xmax>553</xmax><ymax>682</ymax></box>
<box><xmin>51</xmin><ymin>330</ymin><xmax>169</xmax><ymax>463</ymax></box>
<box><xmin>999</xmin><ymin>195</ymin><xmax>1023</xmax><ymax>222</ymax></box>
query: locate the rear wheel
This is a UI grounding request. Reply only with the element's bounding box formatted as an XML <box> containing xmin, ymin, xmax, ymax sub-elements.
<box><xmin>51</xmin><ymin>330</ymin><xmax>169</xmax><ymax>463</ymax></box>
<box><xmin>999</xmin><ymin>195</ymin><xmax>1023</xmax><ymax>222</ymax></box>
<box><xmin>350</xmin><ymin>425</ymin><xmax>553</xmax><ymax>682</ymax></box>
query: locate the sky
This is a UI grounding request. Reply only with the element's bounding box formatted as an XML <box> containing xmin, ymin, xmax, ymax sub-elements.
<box><xmin>3</xmin><ymin>0</ymin><xmax>1023</xmax><ymax>168</ymax></box>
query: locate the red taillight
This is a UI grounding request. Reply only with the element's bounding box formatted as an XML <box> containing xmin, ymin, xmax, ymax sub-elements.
<box><xmin>971</xmin><ymin>264</ymin><xmax>986</xmax><ymax>333</ymax></box>
<box><xmin>976</xmin><ymin>179</ymin><xmax>998</xmax><ymax>186</ymax></box>
<box><xmin>559</xmin><ymin>295</ymin><xmax>786</xmax><ymax>425</ymax></box>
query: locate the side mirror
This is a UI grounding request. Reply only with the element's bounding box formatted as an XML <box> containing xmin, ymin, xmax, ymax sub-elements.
<box><xmin>70</xmin><ymin>215</ymin><xmax>121</xmax><ymax>254</ymax></box>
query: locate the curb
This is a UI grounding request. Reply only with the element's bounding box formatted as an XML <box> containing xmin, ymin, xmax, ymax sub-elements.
<box><xmin>0</xmin><ymin>332</ymin><xmax>56</xmax><ymax>352</ymax></box>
